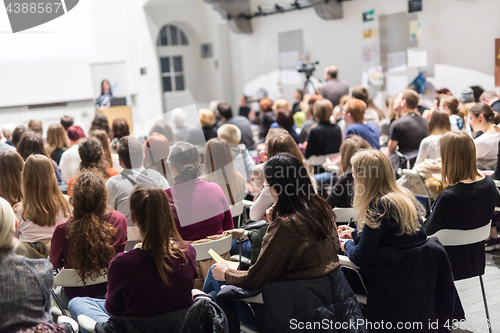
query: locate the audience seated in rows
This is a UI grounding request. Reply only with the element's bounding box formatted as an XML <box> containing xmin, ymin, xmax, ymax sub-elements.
<box><xmin>217</xmin><ymin>102</ymin><xmax>255</xmax><ymax>150</ymax></box>
<box><xmin>60</xmin><ymin>125</ymin><xmax>86</xmax><ymax>183</ymax></box>
<box><xmin>344</xmin><ymin>99</ymin><xmax>380</xmax><ymax>149</ymax></box>
<box><xmin>106</xmin><ymin>136</ymin><xmax>169</xmax><ymax>226</ymax></box>
<box><xmin>388</xmin><ymin>89</ymin><xmax>429</xmax><ymax>167</ymax></box>
<box><xmin>250</xmin><ymin>131</ymin><xmax>315</xmax><ymax>222</ymax></box>
<box><xmin>17</xmin><ymin>131</ymin><xmax>63</xmax><ymax>184</ymax></box>
<box><xmin>0</xmin><ymin>151</ymin><xmax>24</xmax><ymax>207</ymax></box>
<box><xmin>217</xmin><ymin>124</ymin><xmax>255</xmax><ymax>185</ymax></box>
<box><xmin>351</xmin><ymin>85</ymin><xmax>384</xmax><ymax>126</ymax></box>
<box><xmin>51</xmin><ymin>171</ymin><xmax>127</xmax><ymax>303</ymax></box>
<box><xmin>67</xmin><ymin>137</ymin><xmax>119</xmax><ymax>196</ymax></box>
<box><xmin>338</xmin><ymin>149</ymin><xmax>459</xmax><ymax>328</ymax></box>
<box><xmin>469</xmin><ymin>102</ymin><xmax>500</xmax><ymax>170</ymax></box>
<box><xmin>304</xmin><ymin>99</ymin><xmax>342</xmax><ymax>159</ymax></box>
<box><xmin>14</xmin><ymin>154</ymin><xmax>71</xmax><ymax>258</ymax></box>
<box><xmin>258</xmin><ymin>97</ymin><xmax>275</xmax><ymax>142</ymax></box>
<box><xmin>425</xmin><ymin>131</ymin><xmax>498</xmax><ymax>272</ymax></box>
<box><xmin>68</xmin><ymin>187</ymin><xmax>197</xmax><ymax>329</ymax></box>
<box><xmin>149</xmin><ymin>119</ymin><xmax>177</xmax><ymax>144</ymax></box>
<box><xmin>202</xmin><ymin>138</ymin><xmax>246</xmax><ymax>206</ymax></box>
<box><xmin>0</xmin><ymin>197</ymin><xmax>55</xmax><ymax>333</ymax></box>
<box><xmin>110</xmin><ymin>119</ymin><xmax>130</xmax><ymax>152</ymax></box>
<box><xmin>90</xmin><ymin>129</ymin><xmax>122</xmax><ymax>172</ymax></box>
<box><xmin>2</xmin><ymin>123</ymin><xmax>16</xmax><ymax>147</ymax></box>
<box><xmin>165</xmin><ymin>141</ymin><xmax>233</xmax><ymax>241</ymax></box>
<box><xmin>326</xmin><ymin>135</ymin><xmax>370</xmax><ymax>208</ymax></box>
<box><xmin>46</xmin><ymin>123</ymin><xmax>69</xmax><ymax>165</ymax></box>
<box><xmin>199</xmin><ymin>108</ymin><xmax>218</xmax><ymax>143</ymax></box>
<box><xmin>143</xmin><ymin>132</ymin><xmax>171</xmax><ymax>181</ymax></box>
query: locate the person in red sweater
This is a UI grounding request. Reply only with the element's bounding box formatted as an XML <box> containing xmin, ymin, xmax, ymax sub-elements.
<box><xmin>50</xmin><ymin>171</ymin><xmax>127</xmax><ymax>303</ymax></box>
<box><xmin>67</xmin><ymin>187</ymin><xmax>196</xmax><ymax>329</ymax></box>
<box><xmin>165</xmin><ymin>141</ymin><xmax>234</xmax><ymax>241</ymax></box>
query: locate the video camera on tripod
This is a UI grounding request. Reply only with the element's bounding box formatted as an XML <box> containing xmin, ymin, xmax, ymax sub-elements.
<box><xmin>297</xmin><ymin>61</ymin><xmax>320</xmax><ymax>93</ymax></box>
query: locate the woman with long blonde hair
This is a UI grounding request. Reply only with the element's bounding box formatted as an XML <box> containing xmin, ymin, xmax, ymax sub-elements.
<box><xmin>202</xmin><ymin>138</ymin><xmax>246</xmax><ymax>206</ymax></box>
<box><xmin>14</xmin><ymin>154</ymin><xmax>71</xmax><ymax>258</ymax></box>
<box><xmin>338</xmin><ymin>149</ymin><xmax>426</xmax><ymax>268</ymax></box>
<box><xmin>68</xmin><ymin>187</ymin><xmax>196</xmax><ymax>325</ymax></box>
<box><xmin>46</xmin><ymin>123</ymin><xmax>69</xmax><ymax>165</ymax></box>
<box><xmin>0</xmin><ymin>151</ymin><xmax>24</xmax><ymax>206</ymax></box>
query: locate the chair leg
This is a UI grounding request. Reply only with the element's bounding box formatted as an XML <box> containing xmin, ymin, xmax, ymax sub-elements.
<box><xmin>479</xmin><ymin>275</ymin><xmax>492</xmax><ymax>333</ymax></box>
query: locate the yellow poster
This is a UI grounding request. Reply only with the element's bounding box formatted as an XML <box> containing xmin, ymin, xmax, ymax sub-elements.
<box><xmin>410</xmin><ymin>20</ymin><xmax>423</xmax><ymax>41</ymax></box>
<box><xmin>363</xmin><ymin>29</ymin><xmax>376</xmax><ymax>39</ymax></box>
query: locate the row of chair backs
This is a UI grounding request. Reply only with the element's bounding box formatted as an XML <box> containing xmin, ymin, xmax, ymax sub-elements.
<box><xmin>333</xmin><ymin>207</ymin><xmax>357</xmax><ymax>225</ymax></box>
<box><xmin>306</xmin><ymin>153</ymin><xmax>339</xmax><ymax>167</ymax></box>
<box><xmin>53</xmin><ymin>269</ymin><xmax>107</xmax><ymax>288</ymax></box>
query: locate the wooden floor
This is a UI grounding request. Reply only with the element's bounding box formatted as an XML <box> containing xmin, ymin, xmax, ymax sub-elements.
<box><xmin>453</xmin><ymin>248</ymin><xmax>500</xmax><ymax>333</ymax></box>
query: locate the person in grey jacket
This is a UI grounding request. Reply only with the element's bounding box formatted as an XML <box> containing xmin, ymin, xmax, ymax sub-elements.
<box><xmin>0</xmin><ymin>197</ymin><xmax>54</xmax><ymax>333</ymax></box>
<box><xmin>106</xmin><ymin>136</ymin><xmax>169</xmax><ymax>226</ymax></box>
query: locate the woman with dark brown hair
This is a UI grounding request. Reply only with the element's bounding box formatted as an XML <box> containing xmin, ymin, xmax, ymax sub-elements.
<box><xmin>250</xmin><ymin>132</ymin><xmax>315</xmax><ymax>222</ymax></box>
<box><xmin>16</xmin><ymin>131</ymin><xmax>63</xmax><ymax>184</ymax></box>
<box><xmin>67</xmin><ymin>137</ymin><xmax>119</xmax><ymax>196</ymax></box>
<box><xmin>89</xmin><ymin>129</ymin><xmax>121</xmax><ymax>171</ymax></box>
<box><xmin>276</xmin><ymin>108</ymin><xmax>299</xmax><ymax>143</ymax></box>
<box><xmin>110</xmin><ymin>119</ymin><xmax>130</xmax><ymax>151</ymax></box>
<box><xmin>0</xmin><ymin>151</ymin><xmax>24</xmax><ymax>206</ymax></box>
<box><xmin>46</xmin><ymin>123</ymin><xmax>69</xmax><ymax>165</ymax></box>
<box><xmin>202</xmin><ymin>138</ymin><xmax>246</xmax><ymax>205</ymax></box>
<box><xmin>50</xmin><ymin>171</ymin><xmax>127</xmax><ymax>302</ymax></box>
<box><xmin>13</xmin><ymin>154</ymin><xmax>72</xmax><ymax>258</ymax></box>
<box><xmin>90</xmin><ymin>114</ymin><xmax>111</xmax><ymax>136</ymax></box>
<box><xmin>68</xmin><ymin>187</ymin><xmax>196</xmax><ymax>326</ymax></box>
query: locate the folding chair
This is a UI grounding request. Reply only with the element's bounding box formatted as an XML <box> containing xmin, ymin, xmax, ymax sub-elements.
<box><xmin>402</xmin><ymin>169</ymin><xmax>433</xmax><ymax>210</ymax></box>
<box><xmin>192</xmin><ymin>234</ymin><xmax>233</xmax><ymax>262</ymax></box>
<box><xmin>52</xmin><ymin>268</ymin><xmax>108</xmax><ymax>316</ymax></box>
<box><xmin>333</xmin><ymin>207</ymin><xmax>357</xmax><ymax>226</ymax></box>
<box><xmin>429</xmin><ymin>222</ymin><xmax>493</xmax><ymax>333</ymax></box>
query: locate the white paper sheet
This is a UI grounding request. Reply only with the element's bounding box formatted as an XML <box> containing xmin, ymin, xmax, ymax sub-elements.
<box><xmin>387</xmin><ymin>75</ymin><xmax>408</xmax><ymax>96</ymax></box>
<box><xmin>407</xmin><ymin>49</ymin><xmax>428</xmax><ymax>68</ymax></box>
<box><xmin>387</xmin><ymin>51</ymin><xmax>407</xmax><ymax>72</ymax></box>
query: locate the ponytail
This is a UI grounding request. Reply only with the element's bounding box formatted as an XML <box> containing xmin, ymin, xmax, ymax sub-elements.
<box><xmin>130</xmin><ymin>187</ymin><xmax>186</xmax><ymax>285</ymax></box>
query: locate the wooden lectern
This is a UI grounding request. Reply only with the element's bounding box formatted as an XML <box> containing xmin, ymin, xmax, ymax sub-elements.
<box><xmin>96</xmin><ymin>106</ymin><xmax>133</xmax><ymax>132</ymax></box>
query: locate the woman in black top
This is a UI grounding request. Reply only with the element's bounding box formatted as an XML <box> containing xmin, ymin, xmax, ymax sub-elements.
<box><xmin>326</xmin><ymin>135</ymin><xmax>370</xmax><ymax>208</ymax></box>
<box><xmin>304</xmin><ymin>99</ymin><xmax>342</xmax><ymax>159</ymax></box>
<box><xmin>425</xmin><ymin>131</ymin><xmax>498</xmax><ymax>279</ymax></box>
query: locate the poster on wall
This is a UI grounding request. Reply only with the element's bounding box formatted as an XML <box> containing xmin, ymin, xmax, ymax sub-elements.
<box><xmin>363</xmin><ymin>9</ymin><xmax>374</xmax><ymax>22</ymax></box>
<box><xmin>408</xmin><ymin>0</ymin><xmax>422</xmax><ymax>13</ymax></box>
<box><xmin>495</xmin><ymin>39</ymin><xmax>500</xmax><ymax>87</ymax></box>
<box><xmin>409</xmin><ymin>20</ymin><xmax>423</xmax><ymax>41</ymax></box>
<box><xmin>362</xmin><ymin>44</ymin><xmax>380</xmax><ymax>63</ymax></box>
<box><xmin>363</xmin><ymin>29</ymin><xmax>377</xmax><ymax>39</ymax></box>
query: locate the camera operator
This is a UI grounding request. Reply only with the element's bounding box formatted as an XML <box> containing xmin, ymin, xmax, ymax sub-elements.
<box><xmin>320</xmin><ymin>66</ymin><xmax>349</xmax><ymax>108</ymax></box>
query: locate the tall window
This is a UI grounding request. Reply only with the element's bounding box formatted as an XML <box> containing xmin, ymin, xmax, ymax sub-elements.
<box><xmin>157</xmin><ymin>25</ymin><xmax>188</xmax><ymax>46</ymax></box>
<box><xmin>158</xmin><ymin>24</ymin><xmax>188</xmax><ymax>92</ymax></box>
<box><xmin>160</xmin><ymin>56</ymin><xmax>185</xmax><ymax>92</ymax></box>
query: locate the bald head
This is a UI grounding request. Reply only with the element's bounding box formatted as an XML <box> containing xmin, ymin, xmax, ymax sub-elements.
<box><xmin>324</xmin><ymin>66</ymin><xmax>338</xmax><ymax>80</ymax></box>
